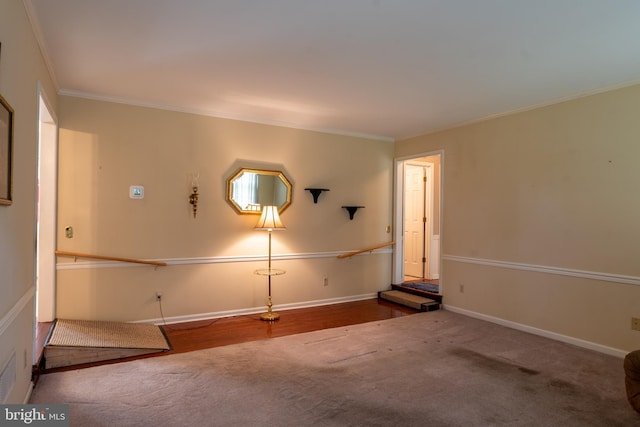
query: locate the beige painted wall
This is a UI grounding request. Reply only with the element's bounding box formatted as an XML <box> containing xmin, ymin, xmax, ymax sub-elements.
<box><xmin>56</xmin><ymin>96</ymin><xmax>394</xmax><ymax>322</ymax></box>
<box><xmin>396</xmin><ymin>84</ymin><xmax>640</xmax><ymax>353</ymax></box>
<box><xmin>0</xmin><ymin>0</ymin><xmax>58</xmax><ymax>403</ymax></box>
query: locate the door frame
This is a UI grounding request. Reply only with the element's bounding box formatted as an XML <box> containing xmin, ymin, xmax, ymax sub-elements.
<box><xmin>35</xmin><ymin>82</ymin><xmax>58</xmax><ymax>326</ymax></box>
<box><xmin>392</xmin><ymin>149</ymin><xmax>444</xmax><ymax>285</ymax></box>
<box><xmin>403</xmin><ymin>161</ymin><xmax>433</xmax><ymax>279</ymax></box>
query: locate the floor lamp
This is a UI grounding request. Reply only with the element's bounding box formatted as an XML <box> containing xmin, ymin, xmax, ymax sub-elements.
<box><xmin>254</xmin><ymin>205</ymin><xmax>286</xmax><ymax>321</ymax></box>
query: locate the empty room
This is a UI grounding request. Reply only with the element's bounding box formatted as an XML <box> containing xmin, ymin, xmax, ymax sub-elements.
<box><xmin>2</xmin><ymin>1</ymin><xmax>640</xmax><ymax>425</ymax></box>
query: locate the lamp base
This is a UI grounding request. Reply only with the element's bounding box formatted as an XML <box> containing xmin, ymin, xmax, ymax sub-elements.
<box><xmin>260</xmin><ymin>293</ymin><xmax>280</xmax><ymax>321</ymax></box>
<box><xmin>260</xmin><ymin>311</ymin><xmax>280</xmax><ymax>321</ymax></box>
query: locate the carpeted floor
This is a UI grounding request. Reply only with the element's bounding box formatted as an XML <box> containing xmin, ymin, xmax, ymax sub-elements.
<box><xmin>30</xmin><ymin>310</ymin><xmax>638</xmax><ymax>426</ymax></box>
<box><xmin>401</xmin><ymin>281</ymin><xmax>439</xmax><ymax>293</ymax></box>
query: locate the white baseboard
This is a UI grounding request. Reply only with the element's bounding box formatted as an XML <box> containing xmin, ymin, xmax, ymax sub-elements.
<box><xmin>443</xmin><ymin>304</ymin><xmax>628</xmax><ymax>359</ymax></box>
<box><xmin>23</xmin><ymin>382</ymin><xmax>33</xmax><ymax>404</ymax></box>
<box><xmin>138</xmin><ymin>293</ymin><xmax>379</xmax><ymax>325</ymax></box>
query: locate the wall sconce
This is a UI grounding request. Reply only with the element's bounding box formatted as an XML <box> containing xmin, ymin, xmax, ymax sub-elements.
<box><xmin>189</xmin><ymin>173</ymin><xmax>199</xmax><ymax>218</ymax></box>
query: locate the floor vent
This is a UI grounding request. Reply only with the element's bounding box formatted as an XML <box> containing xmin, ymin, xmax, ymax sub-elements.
<box><xmin>0</xmin><ymin>351</ymin><xmax>16</xmax><ymax>403</ymax></box>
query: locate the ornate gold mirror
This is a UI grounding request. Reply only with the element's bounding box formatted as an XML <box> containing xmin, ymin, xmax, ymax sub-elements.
<box><xmin>226</xmin><ymin>168</ymin><xmax>292</xmax><ymax>214</ymax></box>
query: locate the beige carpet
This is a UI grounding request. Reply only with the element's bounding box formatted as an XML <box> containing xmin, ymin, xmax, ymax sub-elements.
<box><xmin>31</xmin><ymin>311</ymin><xmax>639</xmax><ymax>426</ymax></box>
<box><xmin>47</xmin><ymin>319</ymin><xmax>170</xmax><ymax>350</ymax></box>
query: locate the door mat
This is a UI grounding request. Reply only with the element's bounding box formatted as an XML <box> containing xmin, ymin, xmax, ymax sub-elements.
<box><xmin>47</xmin><ymin>319</ymin><xmax>171</xmax><ymax>350</ymax></box>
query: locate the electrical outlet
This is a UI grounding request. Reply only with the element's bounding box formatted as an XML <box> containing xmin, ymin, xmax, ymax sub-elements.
<box><xmin>632</xmin><ymin>317</ymin><xmax>640</xmax><ymax>331</ymax></box>
<box><xmin>155</xmin><ymin>291</ymin><xmax>162</xmax><ymax>301</ymax></box>
<box><xmin>459</xmin><ymin>284</ymin><xmax>464</xmax><ymax>293</ymax></box>
<box><xmin>323</xmin><ymin>277</ymin><xmax>329</xmax><ymax>286</ymax></box>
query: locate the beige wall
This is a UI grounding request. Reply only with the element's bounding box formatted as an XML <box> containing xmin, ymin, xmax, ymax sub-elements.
<box><xmin>56</xmin><ymin>96</ymin><xmax>394</xmax><ymax>323</ymax></box>
<box><xmin>0</xmin><ymin>0</ymin><xmax>57</xmax><ymax>403</ymax></box>
<box><xmin>396</xmin><ymin>84</ymin><xmax>640</xmax><ymax>353</ymax></box>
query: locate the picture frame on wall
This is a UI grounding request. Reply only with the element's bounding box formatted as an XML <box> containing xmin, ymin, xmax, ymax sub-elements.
<box><xmin>0</xmin><ymin>94</ymin><xmax>14</xmax><ymax>205</ymax></box>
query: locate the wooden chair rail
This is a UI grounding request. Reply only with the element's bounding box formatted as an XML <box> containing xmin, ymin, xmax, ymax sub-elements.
<box><xmin>55</xmin><ymin>250</ymin><xmax>167</xmax><ymax>267</ymax></box>
<box><xmin>337</xmin><ymin>241</ymin><xmax>395</xmax><ymax>259</ymax></box>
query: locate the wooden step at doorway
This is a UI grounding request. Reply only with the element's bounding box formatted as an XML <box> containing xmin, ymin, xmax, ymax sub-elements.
<box><xmin>43</xmin><ymin>319</ymin><xmax>171</xmax><ymax>370</ymax></box>
<box><xmin>379</xmin><ymin>290</ymin><xmax>440</xmax><ymax>312</ymax></box>
<box><xmin>392</xmin><ymin>283</ymin><xmax>442</xmax><ymax>303</ymax></box>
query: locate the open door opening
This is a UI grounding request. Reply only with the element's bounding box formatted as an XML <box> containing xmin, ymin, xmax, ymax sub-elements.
<box><xmin>34</xmin><ymin>85</ymin><xmax>58</xmax><ymax>364</ymax></box>
<box><xmin>403</xmin><ymin>161</ymin><xmax>432</xmax><ymax>281</ymax></box>
<box><xmin>393</xmin><ymin>151</ymin><xmax>442</xmax><ymax>290</ymax></box>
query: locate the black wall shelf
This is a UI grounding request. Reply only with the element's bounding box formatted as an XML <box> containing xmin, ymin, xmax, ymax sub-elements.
<box><xmin>342</xmin><ymin>206</ymin><xmax>364</xmax><ymax>220</ymax></box>
<box><xmin>305</xmin><ymin>188</ymin><xmax>330</xmax><ymax>203</ymax></box>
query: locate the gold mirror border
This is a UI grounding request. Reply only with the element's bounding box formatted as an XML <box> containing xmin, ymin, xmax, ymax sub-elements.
<box><xmin>225</xmin><ymin>167</ymin><xmax>293</xmax><ymax>215</ymax></box>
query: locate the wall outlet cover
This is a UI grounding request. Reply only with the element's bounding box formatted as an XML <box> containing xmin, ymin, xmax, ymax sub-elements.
<box><xmin>129</xmin><ymin>185</ymin><xmax>144</xmax><ymax>199</ymax></box>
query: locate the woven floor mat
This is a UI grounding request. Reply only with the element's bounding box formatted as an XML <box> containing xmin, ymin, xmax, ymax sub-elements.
<box><xmin>47</xmin><ymin>319</ymin><xmax>170</xmax><ymax>350</ymax></box>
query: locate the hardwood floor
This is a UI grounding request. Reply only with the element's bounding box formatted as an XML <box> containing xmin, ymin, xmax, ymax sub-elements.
<box><xmin>35</xmin><ymin>298</ymin><xmax>417</xmax><ymax>375</ymax></box>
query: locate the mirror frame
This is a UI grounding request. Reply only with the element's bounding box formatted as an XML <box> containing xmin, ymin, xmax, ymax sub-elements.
<box><xmin>226</xmin><ymin>168</ymin><xmax>293</xmax><ymax>214</ymax></box>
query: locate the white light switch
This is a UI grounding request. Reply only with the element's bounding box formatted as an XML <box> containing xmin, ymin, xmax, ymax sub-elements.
<box><xmin>129</xmin><ymin>185</ymin><xmax>144</xmax><ymax>199</ymax></box>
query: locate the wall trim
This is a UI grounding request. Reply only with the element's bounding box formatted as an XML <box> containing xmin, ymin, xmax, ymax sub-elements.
<box><xmin>56</xmin><ymin>249</ymin><xmax>393</xmax><ymax>270</ymax></box>
<box><xmin>443</xmin><ymin>305</ymin><xmax>627</xmax><ymax>359</ymax></box>
<box><xmin>398</xmin><ymin>76</ymin><xmax>640</xmax><ymax>141</ymax></box>
<box><xmin>136</xmin><ymin>293</ymin><xmax>378</xmax><ymax>325</ymax></box>
<box><xmin>22</xmin><ymin>0</ymin><xmax>60</xmax><ymax>89</ymax></box>
<box><xmin>23</xmin><ymin>383</ymin><xmax>34</xmax><ymax>405</ymax></box>
<box><xmin>0</xmin><ymin>287</ymin><xmax>35</xmax><ymax>338</ymax></box>
<box><xmin>57</xmin><ymin>89</ymin><xmax>394</xmax><ymax>142</ymax></box>
<box><xmin>443</xmin><ymin>254</ymin><xmax>640</xmax><ymax>286</ymax></box>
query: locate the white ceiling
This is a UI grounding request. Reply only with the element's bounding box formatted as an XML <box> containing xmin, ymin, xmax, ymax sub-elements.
<box><xmin>27</xmin><ymin>0</ymin><xmax>640</xmax><ymax>141</ymax></box>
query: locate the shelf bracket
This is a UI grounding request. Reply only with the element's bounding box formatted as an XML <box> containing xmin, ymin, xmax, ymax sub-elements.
<box><xmin>342</xmin><ymin>206</ymin><xmax>364</xmax><ymax>220</ymax></box>
<box><xmin>305</xmin><ymin>188</ymin><xmax>330</xmax><ymax>203</ymax></box>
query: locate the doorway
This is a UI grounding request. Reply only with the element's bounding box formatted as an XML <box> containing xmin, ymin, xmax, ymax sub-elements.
<box><xmin>35</xmin><ymin>84</ymin><xmax>58</xmax><ymax>328</ymax></box>
<box><xmin>403</xmin><ymin>161</ymin><xmax>432</xmax><ymax>280</ymax></box>
<box><xmin>393</xmin><ymin>151</ymin><xmax>442</xmax><ymax>286</ymax></box>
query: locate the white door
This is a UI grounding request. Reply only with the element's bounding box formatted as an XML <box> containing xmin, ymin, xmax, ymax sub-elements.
<box><xmin>404</xmin><ymin>164</ymin><xmax>426</xmax><ymax>278</ymax></box>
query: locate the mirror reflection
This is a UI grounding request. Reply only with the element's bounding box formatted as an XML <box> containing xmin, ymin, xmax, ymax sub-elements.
<box><xmin>226</xmin><ymin>168</ymin><xmax>292</xmax><ymax>214</ymax></box>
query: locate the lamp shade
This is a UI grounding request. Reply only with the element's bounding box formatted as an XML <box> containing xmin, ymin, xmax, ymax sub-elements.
<box><xmin>254</xmin><ymin>205</ymin><xmax>286</xmax><ymax>231</ymax></box>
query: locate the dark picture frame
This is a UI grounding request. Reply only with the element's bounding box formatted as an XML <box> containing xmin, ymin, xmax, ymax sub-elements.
<box><xmin>0</xmin><ymin>94</ymin><xmax>14</xmax><ymax>205</ymax></box>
